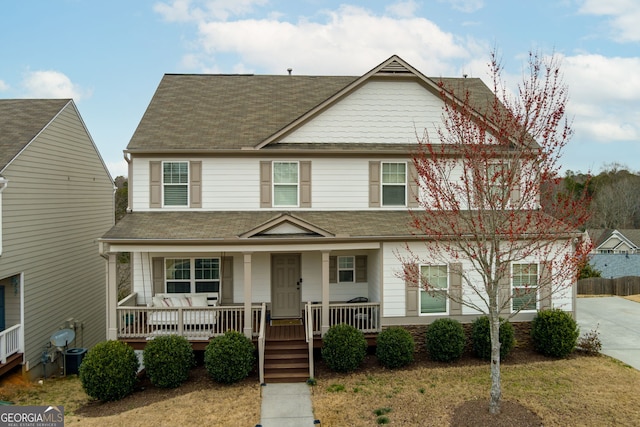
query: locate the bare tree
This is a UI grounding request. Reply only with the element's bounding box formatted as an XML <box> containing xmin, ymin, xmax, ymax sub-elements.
<box><xmin>403</xmin><ymin>51</ymin><xmax>590</xmax><ymax>414</ymax></box>
<box><xmin>588</xmin><ymin>165</ymin><xmax>640</xmax><ymax>228</ymax></box>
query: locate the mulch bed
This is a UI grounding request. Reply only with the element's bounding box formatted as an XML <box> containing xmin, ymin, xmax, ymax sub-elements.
<box><xmin>76</xmin><ymin>343</ymin><xmax>555</xmax><ymax>426</ymax></box>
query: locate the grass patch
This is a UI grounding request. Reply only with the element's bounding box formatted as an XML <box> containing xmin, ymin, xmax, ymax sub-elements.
<box><xmin>312</xmin><ymin>356</ymin><xmax>640</xmax><ymax>426</ymax></box>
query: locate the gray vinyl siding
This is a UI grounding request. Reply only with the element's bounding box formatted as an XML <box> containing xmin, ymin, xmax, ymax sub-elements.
<box><xmin>0</xmin><ymin>103</ymin><xmax>113</xmax><ymax>375</ymax></box>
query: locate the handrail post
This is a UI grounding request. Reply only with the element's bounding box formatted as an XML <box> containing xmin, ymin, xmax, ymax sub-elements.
<box><xmin>306</xmin><ymin>301</ymin><xmax>314</xmax><ymax>380</ymax></box>
<box><xmin>258</xmin><ymin>302</ymin><xmax>266</xmax><ymax>384</ymax></box>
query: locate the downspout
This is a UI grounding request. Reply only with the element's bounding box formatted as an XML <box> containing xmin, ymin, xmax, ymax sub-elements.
<box><xmin>0</xmin><ymin>176</ymin><xmax>8</xmax><ymax>256</ymax></box>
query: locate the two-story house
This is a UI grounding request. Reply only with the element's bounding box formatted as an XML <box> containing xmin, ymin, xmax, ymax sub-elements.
<box><xmin>0</xmin><ymin>99</ymin><xmax>113</xmax><ymax>379</ymax></box>
<box><xmin>100</xmin><ymin>55</ymin><xmax>576</xmax><ymax>382</ymax></box>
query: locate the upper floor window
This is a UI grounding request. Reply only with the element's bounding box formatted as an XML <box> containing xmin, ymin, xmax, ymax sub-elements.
<box><xmin>165</xmin><ymin>258</ymin><xmax>220</xmax><ymax>293</ymax></box>
<box><xmin>382</xmin><ymin>162</ymin><xmax>406</xmax><ymax>206</ymax></box>
<box><xmin>273</xmin><ymin>161</ymin><xmax>299</xmax><ymax>207</ymax></box>
<box><xmin>163</xmin><ymin>161</ymin><xmax>189</xmax><ymax>206</ymax></box>
<box><xmin>486</xmin><ymin>161</ymin><xmax>509</xmax><ymax>204</ymax></box>
<box><xmin>420</xmin><ymin>264</ymin><xmax>448</xmax><ymax>314</ymax></box>
<box><xmin>512</xmin><ymin>263</ymin><xmax>538</xmax><ymax>312</ymax></box>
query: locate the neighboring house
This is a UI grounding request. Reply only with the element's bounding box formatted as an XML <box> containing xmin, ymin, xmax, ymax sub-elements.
<box><xmin>587</xmin><ymin>229</ymin><xmax>640</xmax><ymax>254</ymax></box>
<box><xmin>100</xmin><ymin>55</ymin><xmax>576</xmax><ymax>382</ymax></box>
<box><xmin>587</xmin><ymin>229</ymin><xmax>640</xmax><ymax>278</ymax></box>
<box><xmin>0</xmin><ymin>99</ymin><xmax>114</xmax><ymax>379</ymax></box>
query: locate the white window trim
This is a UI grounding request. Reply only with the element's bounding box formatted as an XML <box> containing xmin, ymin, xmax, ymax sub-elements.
<box><xmin>337</xmin><ymin>256</ymin><xmax>355</xmax><ymax>283</ymax></box>
<box><xmin>162</xmin><ymin>161</ymin><xmax>189</xmax><ymax>208</ymax></box>
<box><xmin>419</xmin><ymin>264</ymin><xmax>449</xmax><ymax>315</ymax></box>
<box><xmin>381</xmin><ymin>161</ymin><xmax>407</xmax><ymax>207</ymax></box>
<box><xmin>486</xmin><ymin>160</ymin><xmax>509</xmax><ymax>205</ymax></box>
<box><xmin>165</xmin><ymin>257</ymin><xmax>221</xmax><ymax>294</ymax></box>
<box><xmin>511</xmin><ymin>262</ymin><xmax>539</xmax><ymax>313</ymax></box>
<box><xmin>272</xmin><ymin>161</ymin><xmax>300</xmax><ymax>208</ymax></box>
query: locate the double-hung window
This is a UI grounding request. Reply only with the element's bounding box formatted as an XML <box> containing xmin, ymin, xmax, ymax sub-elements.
<box><xmin>420</xmin><ymin>264</ymin><xmax>448</xmax><ymax>314</ymax></box>
<box><xmin>512</xmin><ymin>263</ymin><xmax>538</xmax><ymax>312</ymax></box>
<box><xmin>382</xmin><ymin>162</ymin><xmax>406</xmax><ymax>206</ymax></box>
<box><xmin>165</xmin><ymin>258</ymin><xmax>220</xmax><ymax>293</ymax></box>
<box><xmin>273</xmin><ymin>161</ymin><xmax>299</xmax><ymax>207</ymax></box>
<box><xmin>337</xmin><ymin>256</ymin><xmax>355</xmax><ymax>283</ymax></box>
<box><xmin>486</xmin><ymin>161</ymin><xmax>509</xmax><ymax>204</ymax></box>
<box><xmin>163</xmin><ymin>161</ymin><xmax>189</xmax><ymax>206</ymax></box>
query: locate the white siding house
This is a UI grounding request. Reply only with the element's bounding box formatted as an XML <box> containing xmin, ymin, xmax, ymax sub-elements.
<box><xmin>100</xmin><ymin>56</ymin><xmax>579</xmax><ymax>383</ymax></box>
<box><xmin>0</xmin><ymin>99</ymin><xmax>114</xmax><ymax>379</ymax></box>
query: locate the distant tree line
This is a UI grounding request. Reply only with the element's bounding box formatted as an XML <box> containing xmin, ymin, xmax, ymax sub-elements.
<box><xmin>545</xmin><ymin>163</ymin><xmax>640</xmax><ymax>230</ymax></box>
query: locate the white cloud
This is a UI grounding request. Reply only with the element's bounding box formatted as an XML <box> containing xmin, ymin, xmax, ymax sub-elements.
<box><xmin>154</xmin><ymin>0</ymin><xmax>267</xmax><ymax>22</ymax></box>
<box><xmin>22</xmin><ymin>70</ymin><xmax>90</xmax><ymax>101</ymax></box>
<box><xmin>190</xmin><ymin>5</ymin><xmax>481</xmax><ymax>76</ymax></box>
<box><xmin>0</xmin><ymin>80</ymin><xmax>8</xmax><ymax>91</ymax></box>
<box><xmin>385</xmin><ymin>0</ymin><xmax>419</xmax><ymax>18</ymax></box>
<box><xmin>563</xmin><ymin>54</ymin><xmax>640</xmax><ymax>142</ymax></box>
<box><xmin>579</xmin><ymin>0</ymin><xmax>640</xmax><ymax>42</ymax></box>
<box><xmin>439</xmin><ymin>0</ymin><xmax>484</xmax><ymax>13</ymax></box>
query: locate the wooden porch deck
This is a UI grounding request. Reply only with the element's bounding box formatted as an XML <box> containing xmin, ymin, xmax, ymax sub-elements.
<box><xmin>0</xmin><ymin>353</ymin><xmax>23</xmax><ymax>377</ymax></box>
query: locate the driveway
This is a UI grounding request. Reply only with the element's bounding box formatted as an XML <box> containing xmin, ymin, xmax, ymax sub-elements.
<box><xmin>576</xmin><ymin>296</ymin><xmax>640</xmax><ymax>370</ymax></box>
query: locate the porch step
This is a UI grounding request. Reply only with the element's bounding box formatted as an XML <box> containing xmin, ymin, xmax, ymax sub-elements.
<box><xmin>264</xmin><ymin>339</ymin><xmax>309</xmax><ymax>383</ymax></box>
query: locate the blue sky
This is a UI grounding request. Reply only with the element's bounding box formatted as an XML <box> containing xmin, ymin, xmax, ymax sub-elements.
<box><xmin>1</xmin><ymin>0</ymin><xmax>638</xmax><ymax>178</ymax></box>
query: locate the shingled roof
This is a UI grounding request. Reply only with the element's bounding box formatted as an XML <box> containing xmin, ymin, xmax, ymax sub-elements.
<box><xmin>126</xmin><ymin>55</ymin><xmax>499</xmax><ymax>153</ymax></box>
<box><xmin>0</xmin><ymin>99</ymin><xmax>70</xmax><ymax>170</ymax></box>
<box><xmin>127</xmin><ymin>75</ymin><xmax>358</xmax><ymax>151</ymax></box>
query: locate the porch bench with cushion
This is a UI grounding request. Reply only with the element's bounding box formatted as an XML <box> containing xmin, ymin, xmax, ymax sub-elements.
<box><xmin>147</xmin><ymin>293</ymin><xmax>218</xmax><ymax>327</ymax></box>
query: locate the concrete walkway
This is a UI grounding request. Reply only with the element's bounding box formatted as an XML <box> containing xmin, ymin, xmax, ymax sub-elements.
<box><xmin>257</xmin><ymin>383</ymin><xmax>318</xmax><ymax>427</ymax></box>
<box><xmin>576</xmin><ymin>296</ymin><xmax>640</xmax><ymax>370</ymax></box>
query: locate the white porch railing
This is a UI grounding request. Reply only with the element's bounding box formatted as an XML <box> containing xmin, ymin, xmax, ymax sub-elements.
<box><xmin>116</xmin><ymin>305</ymin><xmax>263</xmax><ymax>340</ymax></box>
<box><xmin>305</xmin><ymin>302</ymin><xmax>315</xmax><ymax>379</ymax></box>
<box><xmin>257</xmin><ymin>302</ymin><xmax>266</xmax><ymax>384</ymax></box>
<box><xmin>307</xmin><ymin>302</ymin><xmax>381</xmax><ymax>335</ymax></box>
<box><xmin>1</xmin><ymin>324</ymin><xmax>22</xmax><ymax>364</ymax></box>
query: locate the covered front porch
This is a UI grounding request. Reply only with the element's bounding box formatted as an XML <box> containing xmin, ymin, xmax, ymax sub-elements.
<box><xmin>102</xmin><ymin>239</ymin><xmax>383</xmax><ymax>382</ymax></box>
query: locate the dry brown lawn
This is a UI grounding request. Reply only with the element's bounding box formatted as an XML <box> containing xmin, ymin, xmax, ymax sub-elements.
<box><xmin>2</xmin><ymin>297</ymin><xmax>640</xmax><ymax>426</ymax></box>
<box><xmin>2</xmin><ymin>352</ymin><xmax>640</xmax><ymax>426</ymax></box>
<box><xmin>312</xmin><ymin>353</ymin><xmax>640</xmax><ymax>426</ymax></box>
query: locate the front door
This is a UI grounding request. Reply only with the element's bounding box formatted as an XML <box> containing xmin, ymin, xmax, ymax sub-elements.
<box><xmin>271</xmin><ymin>254</ymin><xmax>301</xmax><ymax>318</ymax></box>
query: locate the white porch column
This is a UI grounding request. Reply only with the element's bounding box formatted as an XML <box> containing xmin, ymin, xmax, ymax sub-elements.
<box><xmin>243</xmin><ymin>253</ymin><xmax>253</xmax><ymax>339</ymax></box>
<box><xmin>321</xmin><ymin>251</ymin><xmax>330</xmax><ymax>336</ymax></box>
<box><xmin>106</xmin><ymin>253</ymin><xmax>118</xmax><ymax>340</ymax></box>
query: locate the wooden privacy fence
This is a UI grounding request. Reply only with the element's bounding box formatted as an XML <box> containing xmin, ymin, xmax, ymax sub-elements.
<box><xmin>578</xmin><ymin>276</ymin><xmax>640</xmax><ymax>296</ymax></box>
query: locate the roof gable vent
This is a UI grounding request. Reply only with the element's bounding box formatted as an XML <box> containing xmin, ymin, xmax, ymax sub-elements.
<box><xmin>377</xmin><ymin>60</ymin><xmax>413</xmax><ymax>74</ymax></box>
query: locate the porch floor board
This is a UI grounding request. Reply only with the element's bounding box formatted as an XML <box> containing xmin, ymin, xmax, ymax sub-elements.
<box><xmin>265</xmin><ymin>322</ymin><xmax>305</xmax><ymax>341</ymax></box>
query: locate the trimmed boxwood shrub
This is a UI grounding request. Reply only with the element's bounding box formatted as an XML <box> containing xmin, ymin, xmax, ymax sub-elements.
<box><xmin>376</xmin><ymin>327</ymin><xmax>415</xmax><ymax>369</ymax></box>
<box><xmin>204</xmin><ymin>331</ymin><xmax>256</xmax><ymax>384</ymax></box>
<box><xmin>143</xmin><ymin>334</ymin><xmax>195</xmax><ymax>388</ymax></box>
<box><xmin>425</xmin><ymin>318</ymin><xmax>465</xmax><ymax>362</ymax></box>
<box><xmin>79</xmin><ymin>340</ymin><xmax>139</xmax><ymax>401</ymax></box>
<box><xmin>321</xmin><ymin>323</ymin><xmax>367</xmax><ymax>373</ymax></box>
<box><xmin>531</xmin><ymin>308</ymin><xmax>579</xmax><ymax>358</ymax></box>
<box><xmin>471</xmin><ymin>316</ymin><xmax>515</xmax><ymax>360</ymax></box>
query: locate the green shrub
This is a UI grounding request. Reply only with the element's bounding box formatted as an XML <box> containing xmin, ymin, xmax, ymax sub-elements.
<box><xmin>204</xmin><ymin>331</ymin><xmax>255</xmax><ymax>383</ymax></box>
<box><xmin>321</xmin><ymin>324</ymin><xmax>367</xmax><ymax>373</ymax></box>
<box><xmin>143</xmin><ymin>335</ymin><xmax>195</xmax><ymax>388</ymax></box>
<box><xmin>531</xmin><ymin>309</ymin><xmax>579</xmax><ymax>358</ymax></box>
<box><xmin>376</xmin><ymin>327</ymin><xmax>415</xmax><ymax>369</ymax></box>
<box><xmin>471</xmin><ymin>316</ymin><xmax>515</xmax><ymax>360</ymax></box>
<box><xmin>79</xmin><ymin>340</ymin><xmax>139</xmax><ymax>401</ymax></box>
<box><xmin>425</xmin><ymin>318</ymin><xmax>465</xmax><ymax>362</ymax></box>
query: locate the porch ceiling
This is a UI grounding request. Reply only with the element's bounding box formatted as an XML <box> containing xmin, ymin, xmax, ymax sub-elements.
<box><xmin>100</xmin><ymin>210</ymin><xmax>415</xmax><ymax>243</ymax></box>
